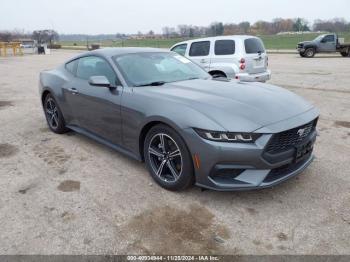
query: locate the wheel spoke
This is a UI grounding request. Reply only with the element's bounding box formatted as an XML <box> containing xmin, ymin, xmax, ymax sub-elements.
<box><xmin>47</xmin><ymin>100</ymin><xmax>54</xmax><ymax>110</ymax></box>
<box><xmin>149</xmin><ymin>147</ymin><xmax>164</xmax><ymax>158</ymax></box>
<box><xmin>159</xmin><ymin>134</ymin><xmax>166</xmax><ymax>153</ymax></box>
<box><xmin>46</xmin><ymin>108</ymin><xmax>53</xmax><ymax>115</ymax></box>
<box><xmin>167</xmin><ymin>161</ymin><xmax>179</xmax><ymax>179</ymax></box>
<box><xmin>156</xmin><ymin>159</ymin><xmax>167</xmax><ymax>177</ymax></box>
<box><xmin>53</xmin><ymin>114</ymin><xmax>58</xmax><ymax>124</ymax></box>
<box><xmin>169</xmin><ymin>149</ymin><xmax>180</xmax><ymax>158</ymax></box>
<box><xmin>50</xmin><ymin>113</ymin><xmax>58</xmax><ymax>127</ymax></box>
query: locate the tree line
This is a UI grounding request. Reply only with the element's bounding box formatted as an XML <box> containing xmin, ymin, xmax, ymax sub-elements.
<box><xmin>0</xmin><ymin>29</ymin><xmax>59</xmax><ymax>43</ymax></box>
<box><xmin>0</xmin><ymin>17</ymin><xmax>349</xmax><ymax>42</ymax></box>
<box><xmin>162</xmin><ymin>18</ymin><xmax>350</xmax><ymax>38</ymax></box>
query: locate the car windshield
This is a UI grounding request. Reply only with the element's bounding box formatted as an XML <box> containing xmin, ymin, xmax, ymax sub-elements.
<box><xmin>314</xmin><ymin>35</ymin><xmax>326</xmax><ymax>41</ymax></box>
<box><xmin>113</xmin><ymin>52</ymin><xmax>210</xmax><ymax>86</ymax></box>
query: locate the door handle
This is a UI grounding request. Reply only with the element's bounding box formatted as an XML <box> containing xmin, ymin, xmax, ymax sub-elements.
<box><xmin>200</xmin><ymin>59</ymin><xmax>206</xmax><ymax>63</ymax></box>
<box><xmin>68</xmin><ymin>87</ymin><xmax>79</xmax><ymax>95</ymax></box>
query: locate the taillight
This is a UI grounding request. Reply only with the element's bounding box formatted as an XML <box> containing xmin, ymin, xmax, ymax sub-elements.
<box><xmin>239</xmin><ymin>58</ymin><xmax>245</xmax><ymax>71</ymax></box>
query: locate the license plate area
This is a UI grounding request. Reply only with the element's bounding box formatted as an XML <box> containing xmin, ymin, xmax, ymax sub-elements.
<box><xmin>254</xmin><ymin>59</ymin><xmax>264</xmax><ymax>68</ymax></box>
<box><xmin>294</xmin><ymin>141</ymin><xmax>314</xmax><ymax>163</ymax></box>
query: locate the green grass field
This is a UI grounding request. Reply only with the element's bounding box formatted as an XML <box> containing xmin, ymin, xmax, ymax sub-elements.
<box><xmin>59</xmin><ymin>32</ymin><xmax>350</xmax><ymax>50</ymax></box>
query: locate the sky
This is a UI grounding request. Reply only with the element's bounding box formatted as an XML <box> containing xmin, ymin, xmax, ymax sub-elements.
<box><xmin>1</xmin><ymin>0</ymin><xmax>349</xmax><ymax>34</ymax></box>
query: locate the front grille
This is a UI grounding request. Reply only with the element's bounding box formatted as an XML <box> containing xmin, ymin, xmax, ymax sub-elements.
<box><xmin>266</xmin><ymin>119</ymin><xmax>317</xmax><ymax>154</ymax></box>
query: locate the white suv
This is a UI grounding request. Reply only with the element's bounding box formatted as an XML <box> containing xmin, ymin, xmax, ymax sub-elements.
<box><xmin>170</xmin><ymin>35</ymin><xmax>271</xmax><ymax>82</ymax></box>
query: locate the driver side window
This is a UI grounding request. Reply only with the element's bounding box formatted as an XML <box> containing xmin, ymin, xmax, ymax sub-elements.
<box><xmin>323</xmin><ymin>35</ymin><xmax>335</xmax><ymax>43</ymax></box>
<box><xmin>76</xmin><ymin>56</ymin><xmax>119</xmax><ymax>85</ymax></box>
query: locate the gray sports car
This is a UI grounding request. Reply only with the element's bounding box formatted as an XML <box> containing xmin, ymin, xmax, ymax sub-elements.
<box><xmin>39</xmin><ymin>48</ymin><xmax>319</xmax><ymax>191</ymax></box>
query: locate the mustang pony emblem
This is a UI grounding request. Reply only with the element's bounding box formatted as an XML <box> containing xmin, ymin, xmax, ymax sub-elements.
<box><xmin>297</xmin><ymin>128</ymin><xmax>306</xmax><ymax>137</ymax></box>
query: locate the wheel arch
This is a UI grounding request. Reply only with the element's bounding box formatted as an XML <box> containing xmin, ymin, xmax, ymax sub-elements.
<box><xmin>304</xmin><ymin>44</ymin><xmax>317</xmax><ymax>52</ymax></box>
<box><xmin>208</xmin><ymin>70</ymin><xmax>227</xmax><ymax>78</ymax></box>
<box><xmin>41</xmin><ymin>89</ymin><xmax>51</xmax><ymax>106</ymax></box>
<box><xmin>209</xmin><ymin>63</ymin><xmax>239</xmax><ymax>78</ymax></box>
<box><xmin>138</xmin><ymin>120</ymin><xmax>180</xmax><ymax>161</ymax></box>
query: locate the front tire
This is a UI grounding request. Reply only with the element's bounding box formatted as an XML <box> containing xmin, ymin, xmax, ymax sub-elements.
<box><xmin>304</xmin><ymin>48</ymin><xmax>315</xmax><ymax>58</ymax></box>
<box><xmin>299</xmin><ymin>52</ymin><xmax>306</xmax><ymax>57</ymax></box>
<box><xmin>341</xmin><ymin>51</ymin><xmax>349</xmax><ymax>57</ymax></box>
<box><xmin>144</xmin><ymin>124</ymin><xmax>194</xmax><ymax>191</ymax></box>
<box><xmin>44</xmin><ymin>94</ymin><xmax>69</xmax><ymax>134</ymax></box>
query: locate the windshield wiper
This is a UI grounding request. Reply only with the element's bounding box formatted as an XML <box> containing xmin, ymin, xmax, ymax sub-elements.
<box><xmin>186</xmin><ymin>77</ymin><xmax>201</xmax><ymax>81</ymax></box>
<box><xmin>172</xmin><ymin>77</ymin><xmax>201</xmax><ymax>83</ymax></box>
<box><xmin>135</xmin><ymin>81</ymin><xmax>166</xmax><ymax>87</ymax></box>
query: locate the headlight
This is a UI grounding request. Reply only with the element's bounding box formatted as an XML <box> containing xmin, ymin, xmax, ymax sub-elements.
<box><xmin>194</xmin><ymin>128</ymin><xmax>260</xmax><ymax>143</ymax></box>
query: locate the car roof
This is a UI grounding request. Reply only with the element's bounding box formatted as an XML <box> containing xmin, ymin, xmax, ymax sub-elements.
<box><xmin>171</xmin><ymin>35</ymin><xmax>259</xmax><ymax>47</ymax></box>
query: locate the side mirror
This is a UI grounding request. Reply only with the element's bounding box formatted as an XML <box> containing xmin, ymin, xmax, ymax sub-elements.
<box><xmin>88</xmin><ymin>76</ymin><xmax>111</xmax><ymax>88</ymax></box>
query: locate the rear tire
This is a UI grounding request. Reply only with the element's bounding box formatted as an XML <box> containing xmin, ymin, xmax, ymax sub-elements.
<box><xmin>304</xmin><ymin>48</ymin><xmax>315</xmax><ymax>58</ymax></box>
<box><xmin>144</xmin><ymin>124</ymin><xmax>194</xmax><ymax>191</ymax></box>
<box><xmin>44</xmin><ymin>94</ymin><xmax>69</xmax><ymax>134</ymax></box>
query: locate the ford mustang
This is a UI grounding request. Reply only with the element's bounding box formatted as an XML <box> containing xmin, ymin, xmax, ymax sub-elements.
<box><xmin>39</xmin><ymin>48</ymin><xmax>319</xmax><ymax>191</ymax></box>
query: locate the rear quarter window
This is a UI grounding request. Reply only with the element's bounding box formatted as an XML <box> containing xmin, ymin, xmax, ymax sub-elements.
<box><xmin>189</xmin><ymin>41</ymin><xmax>210</xmax><ymax>57</ymax></box>
<box><xmin>171</xmin><ymin>44</ymin><xmax>187</xmax><ymax>56</ymax></box>
<box><xmin>244</xmin><ymin>38</ymin><xmax>265</xmax><ymax>54</ymax></box>
<box><xmin>214</xmin><ymin>40</ymin><xmax>235</xmax><ymax>55</ymax></box>
<box><xmin>65</xmin><ymin>59</ymin><xmax>78</xmax><ymax>75</ymax></box>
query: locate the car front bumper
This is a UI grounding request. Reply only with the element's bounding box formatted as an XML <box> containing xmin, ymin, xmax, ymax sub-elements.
<box><xmin>236</xmin><ymin>70</ymin><xmax>271</xmax><ymax>82</ymax></box>
<box><xmin>181</xmin><ymin>109</ymin><xmax>319</xmax><ymax>191</ymax></box>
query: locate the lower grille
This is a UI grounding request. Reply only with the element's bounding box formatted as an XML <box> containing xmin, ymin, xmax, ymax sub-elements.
<box><xmin>263</xmin><ymin>155</ymin><xmax>311</xmax><ymax>183</ymax></box>
<box><xmin>265</xmin><ymin>119</ymin><xmax>318</xmax><ymax>154</ymax></box>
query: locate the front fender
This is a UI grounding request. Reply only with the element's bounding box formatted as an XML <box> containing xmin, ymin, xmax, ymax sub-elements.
<box><xmin>303</xmin><ymin>44</ymin><xmax>317</xmax><ymax>51</ymax></box>
<box><xmin>135</xmin><ymin>108</ymin><xmax>227</xmax><ymax>160</ymax></box>
<box><xmin>121</xmin><ymin>91</ymin><xmax>227</xmax><ymax>158</ymax></box>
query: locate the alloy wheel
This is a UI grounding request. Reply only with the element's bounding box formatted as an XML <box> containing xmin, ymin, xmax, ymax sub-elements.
<box><xmin>306</xmin><ymin>49</ymin><xmax>314</xmax><ymax>57</ymax></box>
<box><xmin>45</xmin><ymin>97</ymin><xmax>59</xmax><ymax>129</ymax></box>
<box><xmin>148</xmin><ymin>133</ymin><xmax>183</xmax><ymax>183</ymax></box>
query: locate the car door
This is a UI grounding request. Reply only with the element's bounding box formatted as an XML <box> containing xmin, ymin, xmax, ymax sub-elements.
<box><xmin>319</xmin><ymin>35</ymin><xmax>336</xmax><ymax>52</ymax></box>
<box><xmin>243</xmin><ymin>37</ymin><xmax>268</xmax><ymax>74</ymax></box>
<box><xmin>61</xmin><ymin>59</ymin><xmax>80</xmax><ymax>126</ymax></box>
<box><xmin>66</xmin><ymin>55</ymin><xmax>123</xmax><ymax>145</ymax></box>
<box><xmin>210</xmin><ymin>39</ymin><xmax>236</xmax><ymax>71</ymax></box>
<box><xmin>188</xmin><ymin>41</ymin><xmax>211</xmax><ymax>71</ymax></box>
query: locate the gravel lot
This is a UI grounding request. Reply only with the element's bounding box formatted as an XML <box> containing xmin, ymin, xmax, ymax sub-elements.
<box><xmin>0</xmin><ymin>50</ymin><xmax>349</xmax><ymax>255</ymax></box>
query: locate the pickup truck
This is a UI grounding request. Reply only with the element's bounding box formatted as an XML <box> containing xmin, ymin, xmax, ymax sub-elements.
<box><xmin>297</xmin><ymin>33</ymin><xmax>350</xmax><ymax>58</ymax></box>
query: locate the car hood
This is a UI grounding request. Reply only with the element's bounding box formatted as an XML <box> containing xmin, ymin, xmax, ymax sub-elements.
<box><xmin>298</xmin><ymin>41</ymin><xmax>314</xmax><ymax>46</ymax></box>
<box><xmin>140</xmin><ymin>79</ymin><xmax>314</xmax><ymax>132</ymax></box>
